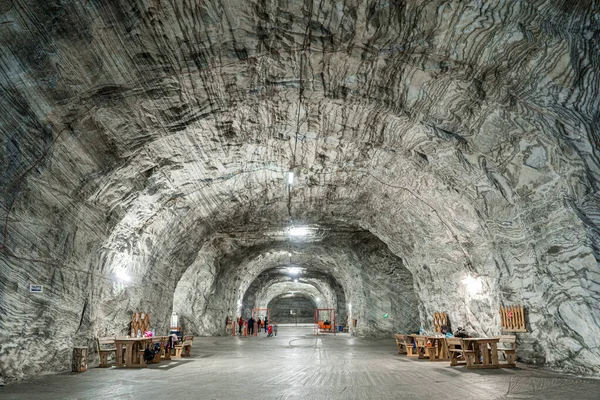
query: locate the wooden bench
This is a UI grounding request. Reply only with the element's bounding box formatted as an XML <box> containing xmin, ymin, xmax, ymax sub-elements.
<box><xmin>174</xmin><ymin>335</ymin><xmax>194</xmax><ymax>357</ymax></box>
<box><xmin>96</xmin><ymin>337</ymin><xmax>116</xmax><ymax>368</ymax></box>
<box><xmin>394</xmin><ymin>334</ymin><xmax>408</xmax><ymax>354</ymax></box>
<box><xmin>495</xmin><ymin>335</ymin><xmax>517</xmax><ymax>367</ymax></box>
<box><xmin>446</xmin><ymin>337</ymin><xmax>476</xmax><ymax>367</ymax></box>
<box><xmin>162</xmin><ymin>336</ymin><xmax>172</xmax><ymax>360</ymax></box>
<box><xmin>149</xmin><ymin>336</ymin><xmax>169</xmax><ymax>363</ymax></box>
<box><xmin>413</xmin><ymin>335</ymin><xmax>429</xmax><ymax>359</ymax></box>
<box><xmin>403</xmin><ymin>335</ymin><xmax>419</xmax><ymax>357</ymax></box>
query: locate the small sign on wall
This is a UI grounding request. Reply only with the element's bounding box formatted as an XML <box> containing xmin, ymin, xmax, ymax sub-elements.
<box><xmin>30</xmin><ymin>284</ymin><xmax>43</xmax><ymax>293</ymax></box>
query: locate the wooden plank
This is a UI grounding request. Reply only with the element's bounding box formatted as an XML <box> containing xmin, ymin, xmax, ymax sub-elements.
<box><xmin>500</xmin><ymin>304</ymin><xmax>527</xmax><ymax>332</ymax></box>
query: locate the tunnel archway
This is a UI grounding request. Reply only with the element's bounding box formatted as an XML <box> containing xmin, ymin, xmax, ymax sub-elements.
<box><xmin>172</xmin><ymin>230</ymin><xmax>419</xmax><ymax>337</ymax></box>
<box><xmin>267</xmin><ymin>293</ymin><xmax>317</xmax><ymax>324</ymax></box>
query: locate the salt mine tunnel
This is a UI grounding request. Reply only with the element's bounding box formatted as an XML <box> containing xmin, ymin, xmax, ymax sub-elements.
<box><xmin>1</xmin><ymin>0</ymin><xmax>600</xmax><ymax>398</ymax></box>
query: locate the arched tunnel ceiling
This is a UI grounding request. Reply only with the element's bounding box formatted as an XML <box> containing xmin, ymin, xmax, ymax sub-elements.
<box><xmin>172</xmin><ymin>231</ymin><xmax>411</xmax><ymax>336</ymax></box>
<box><xmin>243</xmin><ymin>267</ymin><xmax>342</xmax><ymax>310</ymax></box>
<box><xmin>1</xmin><ymin>0</ymin><xmax>600</xmax><ymax>383</ymax></box>
<box><xmin>258</xmin><ymin>282</ymin><xmax>325</xmax><ymax>309</ymax></box>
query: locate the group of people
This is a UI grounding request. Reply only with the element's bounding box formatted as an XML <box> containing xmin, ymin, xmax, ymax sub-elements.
<box><xmin>227</xmin><ymin>315</ymin><xmax>277</xmax><ymax>337</ymax></box>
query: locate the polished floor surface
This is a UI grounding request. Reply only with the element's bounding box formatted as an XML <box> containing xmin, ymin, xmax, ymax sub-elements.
<box><xmin>2</xmin><ymin>326</ymin><xmax>600</xmax><ymax>399</ymax></box>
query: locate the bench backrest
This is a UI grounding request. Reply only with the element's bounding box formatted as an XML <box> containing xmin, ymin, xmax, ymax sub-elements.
<box><xmin>495</xmin><ymin>335</ymin><xmax>516</xmax><ymax>348</ymax></box>
<box><xmin>183</xmin><ymin>335</ymin><xmax>194</xmax><ymax>346</ymax></box>
<box><xmin>151</xmin><ymin>336</ymin><xmax>167</xmax><ymax>345</ymax></box>
<box><xmin>395</xmin><ymin>334</ymin><xmax>407</xmax><ymax>344</ymax></box>
<box><xmin>97</xmin><ymin>337</ymin><xmax>115</xmax><ymax>350</ymax></box>
<box><xmin>445</xmin><ymin>337</ymin><xmax>463</xmax><ymax>348</ymax></box>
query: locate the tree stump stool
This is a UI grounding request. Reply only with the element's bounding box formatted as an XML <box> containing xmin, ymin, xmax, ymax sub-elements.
<box><xmin>72</xmin><ymin>347</ymin><xmax>88</xmax><ymax>372</ymax></box>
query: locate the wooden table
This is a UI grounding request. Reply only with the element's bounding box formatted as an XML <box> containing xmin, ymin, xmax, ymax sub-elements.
<box><xmin>462</xmin><ymin>338</ymin><xmax>500</xmax><ymax>369</ymax></box>
<box><xmin>425</xmin><ymin>336</ymin><xmax>449</xmax><ymax>361</ymax></box>
<box><xmin>114</xmin><ymin>338</ymin><xmax>151</xmax><ymax>368</ymax></box>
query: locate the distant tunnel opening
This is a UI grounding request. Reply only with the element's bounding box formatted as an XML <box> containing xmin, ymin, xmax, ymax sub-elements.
<box><xmin>267</xmin><ymin>294</ymin><xmax>316</xmax><ymax>324</ymax></box>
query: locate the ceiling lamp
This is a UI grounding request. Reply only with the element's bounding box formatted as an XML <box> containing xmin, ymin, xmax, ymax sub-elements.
<box><xmin>288</xmin><ymin>171</ymin><xmax>294</xmax><ymax>185</ymax></box>
<box><xmin>462</xmin><ymin>275</ymin><xmax>482</xmax><ymax>295</ymax></box>
<box><xmin>288</xmin><ymin>226</ymin><xmax>309</xmax><ymax>237</ymax></box>
<box><xmin>115</xmin><ymin>269</ymin><xmax>131</xmax><ymax>282</ymax></box>
<box><xmin>288</xmin><ymin>267</ymin><xmax>300</xmax><ymax>275</ymax></box>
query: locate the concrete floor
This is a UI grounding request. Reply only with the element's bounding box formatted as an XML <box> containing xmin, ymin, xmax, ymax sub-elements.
<box><xmin>2</xmin><ymin>326</ymin><xmax>600</xmax><ymax>400</ymax></box>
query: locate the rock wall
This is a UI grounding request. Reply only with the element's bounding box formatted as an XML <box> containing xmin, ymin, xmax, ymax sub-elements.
<box><xmin>1</xmin><ymin>0</ymin><xmax>600</xmax><ymax>384</ymax></box>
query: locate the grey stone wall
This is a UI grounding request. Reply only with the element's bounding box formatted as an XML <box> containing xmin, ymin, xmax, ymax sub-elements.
<box><xmin>1</xmin><ymin>0</ymin><xmax>600</xmax><ymax>385</ymax></box>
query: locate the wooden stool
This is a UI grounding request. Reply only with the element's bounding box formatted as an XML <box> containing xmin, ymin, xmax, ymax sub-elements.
<box><xmin>72</xmin><ymin>347</ymin><xmax>88</xmax><ymax>372</ymax></box>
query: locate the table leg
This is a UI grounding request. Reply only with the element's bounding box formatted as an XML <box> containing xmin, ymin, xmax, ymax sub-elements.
<box><xmin>473</xmin><ymin>342</ymin><xmax>482</xmax><ymax>365</ymax></box>
<box><xmin>441</xmin><ymin>341</ymin><xmax>448</xmax><ymax>360</ymax></box>
<box><xmin>482</xmin><ymin>343</ymin><xmax>491</xmax><ymax>365</ymax></box>
<box><xmin>490</xmin><ymin>342</ymin><xmax>499</xmax><ymax>366</ymax></box>
<box><xmin>125</xmin><ymin>343</ymin><xmax>134</xmax><ymax>367</ymax></box>
<box><xmin>115</xmin><ymin>343</ymin><xmax>123</xmax><ymax>367</ymax></box>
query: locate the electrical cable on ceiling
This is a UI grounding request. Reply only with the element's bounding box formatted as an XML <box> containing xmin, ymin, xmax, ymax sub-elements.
<box><xmin>288</xmin><ymin>2</ymin><xmax>314</xmax><ymax>223</ymax></box>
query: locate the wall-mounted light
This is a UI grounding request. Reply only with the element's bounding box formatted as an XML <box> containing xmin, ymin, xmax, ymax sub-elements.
<box><xmin>293</xmin><ymin>278</ymin><xmax>298</xmax><ymax>283</ymax></box>
<box><xmin>462</xmin><ymin>275</ymin><xmax>482</xmax><ymax>295</ymax></box>
<box><xmin>288</xmin><ymin>226</ymin><xmax>309</xmax><ymax>237</ymax></box>
<box><xmin>115</xmin><ymin>269</ymin><xmax>131</xmax><ymax>282</ymax></box>
<box><xmin>316</xmin><ymin>297</ymin><xmax>320</xmax><ymax>302</ymax></box>
<box><xmin>288</xmin><ymin>171</ymin><xmax>294</xmax><ymax>185</ymax></box>
<box><xmin>348</xmin><ymin>303</ymin><xmax>352</xmax><ymax>310</ymax></box>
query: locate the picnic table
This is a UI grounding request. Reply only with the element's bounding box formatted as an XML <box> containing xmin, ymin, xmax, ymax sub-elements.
<box><xmin>425</xmin><ymin>336</ymin><xmax>449</xmax><ymax>361</ymax></box>
<box><xmin>461</xmin><ymin>337</ymin><xmax>500</xmax><ymax>369</ymax></box>
<box><xmin>114</xmin><ymin>337</ymin><xmax>151</xmax><ymax>368</ymax></box>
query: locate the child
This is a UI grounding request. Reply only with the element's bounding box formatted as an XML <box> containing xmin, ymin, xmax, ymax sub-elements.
<box><xmin>267</xmin><ymin>324</ymin><xmax>273</xmax><ymax>337</ymax></box>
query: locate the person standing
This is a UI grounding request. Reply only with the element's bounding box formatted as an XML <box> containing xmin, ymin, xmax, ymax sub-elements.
<box><xmin>257</xmin><ymin>317</ymin><xmax>262</xmax><ymax>333</ymax></box>
<box><xmin>264</xmin><ymin>316</ymin><xmax>268</xmax><ymax>334</ymax></box>
<box><xmin>273</xmin><ymin>321</ymin><xmax>278</xmax><ymax>337</ymax></box>
<box><xmin>238</xmin><ymin>316</ymin><xmax>243</xmax><ymax>335</ymax></box>
<box><xmin>225</xmin><ymin>315</ymin><xmax>230</xmax><ymax>335</ymax></box>
<box><xmin>248</xmin><ymin>316</ymin><xmax>255</xmax><ymax>335</ymax></box>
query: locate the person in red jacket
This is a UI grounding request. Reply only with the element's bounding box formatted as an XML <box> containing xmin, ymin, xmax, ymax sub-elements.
<box><xmin>238</xmin><ymin>316</ymin><xmax>244</xmax><ymax>336</ymax></box>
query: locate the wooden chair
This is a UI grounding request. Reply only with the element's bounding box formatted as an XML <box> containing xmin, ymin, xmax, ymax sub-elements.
<box><xmin>495</xmin><ymin>335</ymin><xmax>517</xmax><ymax>367</ymax></box>
<box><xmin>174</xmin><ymin>335</ymin><xmax>194</xmax><ymax>357</ymax></box>
<box><xmin>394</xmin><ymin>334</ymin><xmax>408</xmax><ymax>354</ymax></box>
<box><xmin>447</xmin><ymin>338</ymin><xmax>476</xmax><ymax>367</ymax></box>
<box><xmin>96</xmin><ymin>337</ymin><xmax>116</xmax><ymax>368</ymax></box>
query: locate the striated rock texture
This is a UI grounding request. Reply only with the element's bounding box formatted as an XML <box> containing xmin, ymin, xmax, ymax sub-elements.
<box><xmin>1</xmin><ymin>0</ymin><xmax>600</xmax><ymax>384</ymax></box>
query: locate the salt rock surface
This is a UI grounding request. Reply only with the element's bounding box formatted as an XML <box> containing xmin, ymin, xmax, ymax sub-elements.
<box><xmin>1</xmin><ymin>0</ymin><xmax>600</xmax><ymax>384</ymax></box>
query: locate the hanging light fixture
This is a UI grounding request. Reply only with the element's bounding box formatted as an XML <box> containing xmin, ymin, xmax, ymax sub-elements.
<box><xmin>115</xmin><ymin>269</ymin><xmax>131</xmax><ymax>282</ymax></box>
<box><xmin>288</xmin><ymin>226</ymin><xmax>309</xmax><ymax>237</ymax></box>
